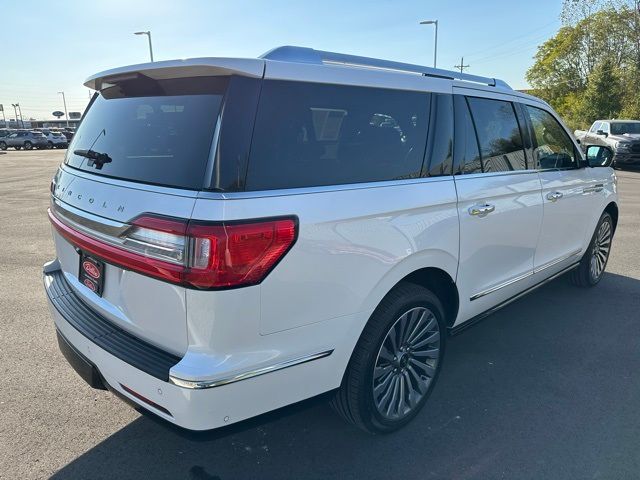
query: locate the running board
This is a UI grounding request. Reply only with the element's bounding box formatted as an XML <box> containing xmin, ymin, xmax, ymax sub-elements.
<box><xmin>449</xmin><ymin>262</ymin><xmax>580</xmax><ymax>336</ymax></box>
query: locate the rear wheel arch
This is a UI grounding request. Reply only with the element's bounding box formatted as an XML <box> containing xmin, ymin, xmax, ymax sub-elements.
<box><xmin>400</xmin><ymin>268</ymin><xmax>459</xmax><ymax>328</ymax></box>
<box><xmin>604</xmin><ymin>201</ymin><xmax>618</xmax><ymax>233</ymax></box>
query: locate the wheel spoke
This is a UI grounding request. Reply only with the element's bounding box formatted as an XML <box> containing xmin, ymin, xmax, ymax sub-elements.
<box><xmin>411</xmin><ymin>330</ymin><xmax>440</xmax><ymax>350</ymax></box>
<box><xmin>409</xmin><ymin>357</ymin><xmax>436</xmax><ymax>378</ymax></box>
<box><xmin>407</xmin><ymin>314</ymin><xmax>435</xmax><ymax>345</ymax></box>
<box><xmin>412</xmin><ymin>347</ymin><xmax>440</xmax><ymax>359</ymax></box>
<box><xmin>402</xmin><ymin>309</ymin><xmax>425</xmax><ymax>346</ymax></box>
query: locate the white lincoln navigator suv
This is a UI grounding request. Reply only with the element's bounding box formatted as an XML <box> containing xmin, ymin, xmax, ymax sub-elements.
<box><xmin>44</xmin><ymin>46</ymin><xmax>618</xmax><ymax>434</ymax></box>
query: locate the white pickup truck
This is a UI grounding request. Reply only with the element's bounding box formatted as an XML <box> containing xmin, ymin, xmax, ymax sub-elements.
<box><xmin>575</xmin><ymin>120</ymin><xmax>640</xmax><ymax>168</ymax></box>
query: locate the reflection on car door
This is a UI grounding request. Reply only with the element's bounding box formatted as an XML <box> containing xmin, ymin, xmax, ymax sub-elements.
<box><xmin>452</xmin><ymin>93</ymin><xmax>544</xmax><ymax>322</ymax></box>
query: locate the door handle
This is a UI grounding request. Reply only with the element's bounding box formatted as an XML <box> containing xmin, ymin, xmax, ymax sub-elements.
<box><xmin>468</xmin><ymin>203</ymin><xmax>495</xmax><ymax>217</ymax></box>
<box><xmin>546</xmin><ymin>191</ymin><xmax>563</xmax><ymax>202</ymax></box>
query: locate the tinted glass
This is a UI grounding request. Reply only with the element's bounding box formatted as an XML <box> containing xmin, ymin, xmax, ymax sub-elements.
<box><xmin>453</xmin><ymin>95</ymin><xmax>482</xmax><ymax>174</ymax></box>
<box><xmin>426</xmin><ymin>93</ymin><xmax>453</xmax><ymax>176</ymax></box>
<box><xmin>467</xmin><ymin>97</ymin><xmax>526</xmax><ymax>172</ymax></box>
<box><xmin>65</xmin><ymin>76</ymin><xmax>227</xmax><ymax>190</ymax></box>
<box><xmin>610</xmin><ymin>122</ymin><xmax>640</xmax><ymax>135</ymax></box>
<box><xmin>526</xmin><ymin>105</ymin><xmax>577</xmax><ymax>170</ymax></box>
<box><xmin>245</xmin><ymin>80</ymin><xmax>430</xmax><ymax>191</ymax></box>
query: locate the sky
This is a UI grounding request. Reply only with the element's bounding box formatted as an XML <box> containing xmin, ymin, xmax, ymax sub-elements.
<box><xmin>0</xmin><ymin>0</ymin><xmax>563</xmax><ymax>121</ymax></box>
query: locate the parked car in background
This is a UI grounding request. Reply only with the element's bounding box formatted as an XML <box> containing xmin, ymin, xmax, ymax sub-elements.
<box><xmin>60</xmin><ymin>127</ymin><xmax>75</xmax><ymax>142</ymax></box>
<box><xmin>0</xmin><ymin>130</ymin><xmax>48</xmax><ymax>150</ymax></box>
<box><xmin>0</xmin><ymin>128</ymin><xmax>12</xmax><ymax>138</ymax></box>
<box><xmin>575</xmin><ymin>120</ymin><xmax>640</xmax><ymax>168</ymax></box>
<box><xmin>36</xmin><ymin>129</ymin><xmax>69</xmax><ymax>149</ymax></box>
<box><xmin>44</xmin><ymin>46</ymin><xmax>618</xmax><ymax>434</ymax></box>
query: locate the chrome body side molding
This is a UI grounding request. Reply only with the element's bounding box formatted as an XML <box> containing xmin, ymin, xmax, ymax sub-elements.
<box><xmin>452</xmin><ymin>262</ymin><xmax>580</xmax><ymax>335</ymax></box>
<box><xmin>169</xmin><ymin>350</ymin><xmax>334</xmax><ymax>389</ymax></box>
<box><xmin>470</xmin><ymin>249</ymin><xmax>582</xmax><ymax>301</ymax></box>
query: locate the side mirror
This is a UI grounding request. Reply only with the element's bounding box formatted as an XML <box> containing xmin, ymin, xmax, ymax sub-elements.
<box><xmin>586</xmin><ymin>145</ymin><xmax>614</xmax><ymax>167</ymax></box>
<box><xmin>596</xmin><ymin>129</ymin><xmax>608</xmax><ymax>137</ymax></box>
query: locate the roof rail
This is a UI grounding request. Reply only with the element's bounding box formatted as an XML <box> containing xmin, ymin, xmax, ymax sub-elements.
<box><xmin>260</xmin><ymin>46</ymin><xmax>511</xmax><ymax>89</ymax></box>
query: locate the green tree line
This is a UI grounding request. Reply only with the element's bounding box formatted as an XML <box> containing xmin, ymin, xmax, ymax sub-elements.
<box><xmin>526</xmin><ymin>0</ymin><xmax>640</xmax><ymax>130</ymax></box>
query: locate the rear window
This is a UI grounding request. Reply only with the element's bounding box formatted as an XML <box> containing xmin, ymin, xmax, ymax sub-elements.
<box><xmin>65</xmin><ymin>76</ymin><xmax>228</xmax><ymax>190</ymax></box>
<box><xmin>245</xmin><ymin>80</ymin><xmax>430</xmax><ymax>191</ymax></box>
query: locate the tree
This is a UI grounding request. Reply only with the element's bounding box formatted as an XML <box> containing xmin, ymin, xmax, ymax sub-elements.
<box><xmin>527</xmin><ymin>4</ymin><xmax>639</xmax><ymax>128</ymax></box>
<box><xmin>578</xmin><ymin>58</ymin><xmax>623</xmax><ymax>121</ymax></box>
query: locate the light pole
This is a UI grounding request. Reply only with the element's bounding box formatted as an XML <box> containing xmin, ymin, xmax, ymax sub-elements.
<box><xmin>134</xmin><ymin>31</ymin><xmax>154</xmax><ymax>62</ymax></box>
<box><xmin>420</xmin><ymin>20</ymin><xmax>439</xmax><ymax>68</ymax></box>
<box><xmin>11</xmin><ymin>104</ymin><xmax>18</xmax><ymax>128</ymax></box>
<box><xmin>16</xmin><ymin>104</ymin><xmax>24</xmax><ymax>128</ymax></box>
<box><xmin>12</xmin><ymin>103</ymin><xmax>24</xmax><ymax>128</ymax></box>
<box><xmin>58</xmin><ymin>92</ymin><xmax>69</xmax><ymax>127</ymax></box>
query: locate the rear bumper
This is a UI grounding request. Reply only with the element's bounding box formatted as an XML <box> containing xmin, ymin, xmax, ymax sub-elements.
<box><xmin>44</xmin><ymin>262</ymin><xmax>342</xmax><ymax>430</ymax></box>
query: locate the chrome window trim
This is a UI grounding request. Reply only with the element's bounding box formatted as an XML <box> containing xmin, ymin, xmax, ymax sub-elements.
<box><xmin>470</xmin><ymin>249</ymin><xmax>582</xmax><ymax>301</ymax></box>
<box><xmin>197</xmin><ymin>175</ymin><xmax>455</xmax><ymax>200</ymax></box>
<box><xmin>169</xmin><ymin>349</ymin><xmax>334</xmax><ymax>389</ymax></box>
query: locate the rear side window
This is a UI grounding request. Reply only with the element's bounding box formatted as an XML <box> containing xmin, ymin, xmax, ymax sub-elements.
<box><xmin>65</xmin><ymin>76</ymin><xmax>228</xmax><ymax>190</ymax></box>
<box><xmin>453</xmin><ymin>95</ymin><xmax>482</xmax><ymax>174</ymax></box>
<box><xmin>245</xmin><ymin>81</ymin><xmax>430</xmax><ymax>191</ymax></box>
<box><xmin>466</xmin><ymin>97</ymin><xmax>526</xmax><ymax>172</ymax></box>
<box><xmin>525</xmin><ymin>105</ymin><xmax>577</xmax><ymax>170</ymax></box>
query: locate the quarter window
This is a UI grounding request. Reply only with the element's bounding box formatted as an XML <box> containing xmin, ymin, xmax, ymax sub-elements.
<box><xmin>453</xmin><ymin>95</ymin><xmax>482</xmax><ymax>174</ymax></box>
<box><xmin>525</xmin><ymin>106</ymin><xmax>577</xmax><ymax>170</ymax></box>
<box><xmin>245</xmin><ymin>80</ymin><xmax>431</xmax><ymax>191</ymax></box>
<box><xmin>466</xmin><ymin>97</ymin><xmax>526</xmax><ymax>172</ymax></box>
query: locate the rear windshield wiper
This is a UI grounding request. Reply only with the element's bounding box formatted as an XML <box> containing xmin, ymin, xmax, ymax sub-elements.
<box><xmin>74</xmin><ymin>149</ymin><xmax>112</xmax><ymax>170</ymax></box>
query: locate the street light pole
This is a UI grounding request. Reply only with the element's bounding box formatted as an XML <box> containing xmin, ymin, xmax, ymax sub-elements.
<box><xmin>420</xmin><ymin>19</ymin><xmax>439</xmax><ymax>68</ymax></box>
<box><xmin>16</xmin><ymin>104</ymin><xmax>24</xmax><ymax>128</ymax></box>
<box><xmin>134</xmin><ymin>31</ymin><xmax>154</xmax><ymax>62</ymax></box>
<box><xmin>58</xmin><ymin>91</ymin><xmax>69</xmax><ymax>127</ymax></box>
<box><xmin>11</xmin><ymin>104</ymin><xmax>18</xmax><ymax>128</ymax></box>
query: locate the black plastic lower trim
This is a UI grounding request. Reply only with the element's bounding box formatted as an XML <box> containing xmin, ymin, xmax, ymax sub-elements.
<box><xmin>45</xmin><ymin>269</ymin><xmax>181</xmax><ymax>381</ymax></box>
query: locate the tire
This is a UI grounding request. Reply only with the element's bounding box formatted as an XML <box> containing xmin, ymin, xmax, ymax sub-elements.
<box><xmin>570</xmin><ymin>212</ymin><xmax>613</xmax><ymax>287</ymax></box>
<box><xmin>14</xmin><ymin>146</ymin><xmax>21</xmax><ymax>150</ymax></box>
<box><xmin>331</xmin><ymin>282</ymin><xmax>446</xmax><ymax>434</ymax></box>
<box><xmin>47</xmin><ymin>141</ymin><xmax>53</xmax><ymax>149</ymax></box>
<box><xmin>0</xmin><ymin>142</ymin><xmax>6</xmax><ymax>151</ymax></box>
<box><xmin>24</xmin><ymin>141</ymin><xmax>33</xmax><ymax>150</ymax></box>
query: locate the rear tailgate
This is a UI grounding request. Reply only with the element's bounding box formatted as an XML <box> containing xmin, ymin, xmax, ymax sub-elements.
<box><xmin>50</xmin><ymin>168</ymin><xmax>196</xmax><ymax>356</ymax></box>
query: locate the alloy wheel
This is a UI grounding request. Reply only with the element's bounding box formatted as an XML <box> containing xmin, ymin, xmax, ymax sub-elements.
<box><xmin>372</xmin><ymin>306</ymin><xmax>441</xmax><ymax>421</ymax></box>
<box><xmin>590</xmin><ymin>219</ymin><xmax>612</xmax><ymax>281</ymax></box>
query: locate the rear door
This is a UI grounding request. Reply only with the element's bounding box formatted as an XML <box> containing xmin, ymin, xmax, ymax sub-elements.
<box><xmin>453</xmin><ymin>92</ymin><xmax>543</xmax><ymax>322</ymax></box>
<box><xmin>522</xmin><ymin>103</ymin><xmax>600</xmax><ymax>270</ymax></box>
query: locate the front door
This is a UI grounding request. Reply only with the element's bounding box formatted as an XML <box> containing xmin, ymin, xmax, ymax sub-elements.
<box><xmin>523</xmin><ymin>104</ymin><xmax>600</xmax><ymax>271</ymax></box>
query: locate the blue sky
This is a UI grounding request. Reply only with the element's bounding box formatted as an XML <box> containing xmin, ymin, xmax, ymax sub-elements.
<box><xmin>0</xmin><ymin>0</ymin><xmax>562</xmax><ymax>120</ymax></box>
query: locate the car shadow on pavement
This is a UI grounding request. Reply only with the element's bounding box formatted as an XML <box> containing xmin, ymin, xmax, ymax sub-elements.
<box><xmin>50</xmin><ymin>272</ymin><xmax>640</xmax><ymax>480</ymax></box>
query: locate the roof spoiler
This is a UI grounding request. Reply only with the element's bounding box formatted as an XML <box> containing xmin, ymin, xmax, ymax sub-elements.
<box><xmin>84</xmin><ymin>58</ymin><xmax>265</xmax><ymax>90</ymax></box>
<box><xmin>261</xmin><ymin>46</ymin><xmax>511</xmax><ymax>89</ymax></box>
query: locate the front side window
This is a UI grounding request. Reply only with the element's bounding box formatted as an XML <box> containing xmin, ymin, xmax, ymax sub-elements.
<box><xmin>466</xmin><ymin>97</ymin><xmax>526</xmax><ymax>172</ymax></box>
<box><xmin>525</xmin><ymin>105</ymin><xmax>577</xmax><ymax>170</ymax></box>
<box><xmin>590</xmin><ymin>122</ymin><xmax>602</xmax><ymax>133</ymax></box>
<box><xmin>245</xmin><ymin>80</ymin><xmax>430</xmax><ymax>191</ymax></box>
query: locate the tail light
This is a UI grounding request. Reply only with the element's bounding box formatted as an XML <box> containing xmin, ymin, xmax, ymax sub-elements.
<box><xmin>48</xmin><ymin>210</ymin><xmax>297</xmax><ymax>289</ymax></box>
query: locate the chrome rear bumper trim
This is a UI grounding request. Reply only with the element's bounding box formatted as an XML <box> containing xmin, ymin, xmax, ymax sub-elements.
<box><xmin>169</xmin><ymin>350</ymin><xmax>334</xmax><ymax>389</ymax></box>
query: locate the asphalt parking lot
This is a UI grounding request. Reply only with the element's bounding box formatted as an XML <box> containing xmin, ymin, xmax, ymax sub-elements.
<box><xmin>1</xmin><ymin>149</ymin><xmax>639</xmax><ymax>480</ymax></box>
